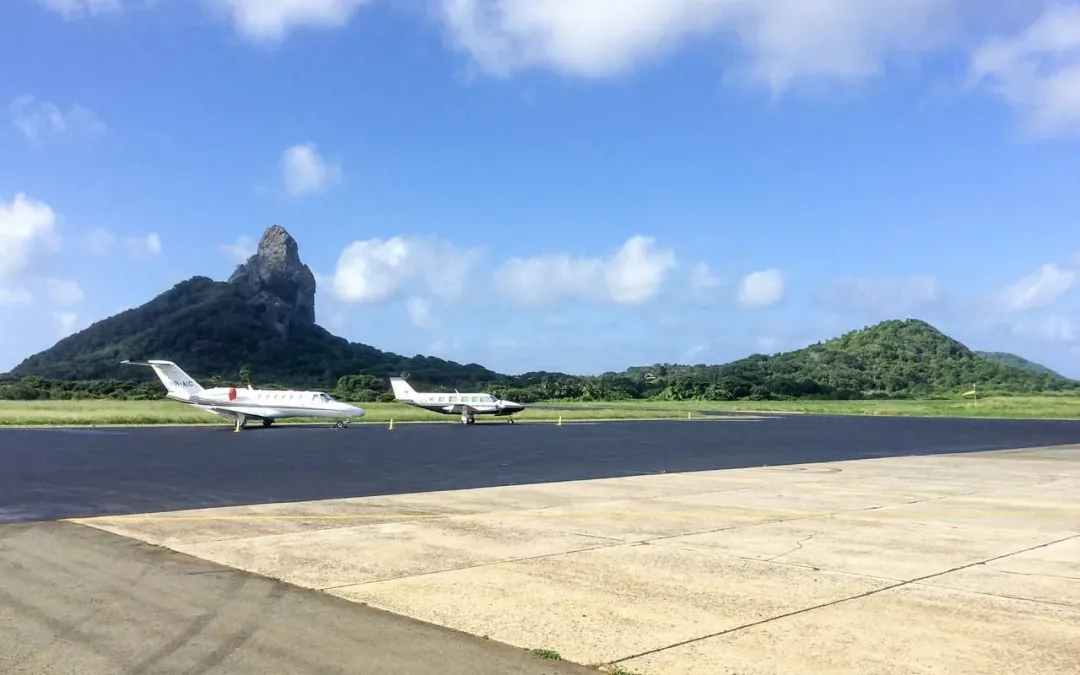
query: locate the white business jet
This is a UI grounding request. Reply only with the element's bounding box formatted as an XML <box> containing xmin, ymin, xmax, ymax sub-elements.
<box><xmin>122</xmin><ymin>360</ymin><xmax>365</xmax><ymax>431</ymax></box>
<box><xmin>389</xmin><ymin>377</ymin><xmax>525</xmax><ymax>425</ymax></box>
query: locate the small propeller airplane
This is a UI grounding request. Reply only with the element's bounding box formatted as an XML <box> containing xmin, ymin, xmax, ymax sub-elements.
<box><xmin>122</xmin><ymin>359</ymin><xmax>366</xmax><ymax>431</ymax></box>
<box><xmin>389</xmin><ymin>376</ymin><xmax>525</xmax><ymax>424</ymax></box>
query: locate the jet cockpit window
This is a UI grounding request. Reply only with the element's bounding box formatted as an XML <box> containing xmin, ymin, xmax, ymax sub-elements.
<box><xmin>317</xmin><ymin>393</ymin><xmax>333</xmax><ymax>402</ymax></box>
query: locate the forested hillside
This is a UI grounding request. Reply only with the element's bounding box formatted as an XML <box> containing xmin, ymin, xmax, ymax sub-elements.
<box><xmin>3</xmin><ymin>318</ymin><xmax>1074</xmax><ymax>403</ymax></box>
<box><xmin>3</xmin><ymin>226</ymin><xmax>1071</xmax><ymax>403</ymax></box>
<box><xmin>975</xmin><ymin>351</ymin><xmax>1064</xmax><ymax>378</ymax></box>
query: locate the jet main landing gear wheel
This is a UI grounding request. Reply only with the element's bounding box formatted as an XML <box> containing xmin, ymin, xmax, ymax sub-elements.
<box><xmin>334</xmin><ymin>420</ymin><xmax>350</xmax><ymax>429</ymax></box>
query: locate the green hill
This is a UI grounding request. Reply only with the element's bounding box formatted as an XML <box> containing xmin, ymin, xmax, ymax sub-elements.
<box><xmin>974</xmin><ymin>351</ymin><xmax>1065</xmax><ymax>378</ymax></box>
<box><xmin>607</xmin><ymin>319</ymin><xmax>1079</xmax><ymax>400</ymax></box>
<box><xmin>4</xmin><ymin>276</ymin><xmax>502</xmax><ymax>388</ymax></box>
<box><xmin>1</xmin><ymin>225</ymin><xmax>535</xmax><ymax>396</ymax></box>
<box><xmin>2</xmin><ymin>226</ymin><xmax>1076</xmax><ymax>403</ymax></box>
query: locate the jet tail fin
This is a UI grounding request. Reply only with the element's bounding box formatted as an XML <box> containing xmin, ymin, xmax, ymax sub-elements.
<box><xmin>123</xmin><ymin>360</ymin><xmax>205</xmax><ymax>400</ymax></box>
<box><xmin>389</xmin><ymin>377</ymin><xmax>417</xmax><ymax>401</ymax></box>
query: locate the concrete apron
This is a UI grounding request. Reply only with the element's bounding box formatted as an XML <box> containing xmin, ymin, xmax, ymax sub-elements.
<box><xmin>72</xmin><ymin>445</ymin><xmax>1080</xmax><ymax>675</ymax></box>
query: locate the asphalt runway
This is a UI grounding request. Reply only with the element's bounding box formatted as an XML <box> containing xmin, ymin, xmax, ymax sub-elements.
<box><xmin>4</xmin><ymin>414</ymin><xmax>1080</xmax><ymax>525</ymax></box>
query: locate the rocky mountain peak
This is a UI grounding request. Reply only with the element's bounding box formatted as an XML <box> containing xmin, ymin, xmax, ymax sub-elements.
<box><xmin>228</xmin><ymin>224</ymin><xmax>317</xmax><ymax>329</ymax></box>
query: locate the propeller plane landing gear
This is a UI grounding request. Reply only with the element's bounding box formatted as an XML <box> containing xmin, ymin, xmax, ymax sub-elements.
<box><xmin>262</xmin><ymin>419</ymin><xmax>274</xmax><ymax>428</ymax></box>
<box><xmin>460</xmin><ymin>410</ymin><xmax>476</xmax><ymax>425</ymax></box>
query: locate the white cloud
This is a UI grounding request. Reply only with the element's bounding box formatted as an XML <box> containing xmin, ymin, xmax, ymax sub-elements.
<box><xmin>1011</xmin><ymin>314</ymin><xmax>1077</xmax><ymax>342</ymax></box>
<box><xmin>0</xmin><ymin>287</ymin><xmax>33</xmax><ymax>306</ymax></box>
<box><xmin>281</xmin><ymin>143</ymin><xmax>342</xmax><ymax>196</ymax></box>
<box><xmin>0</xmin><ymin>193</ymin><xmax>61</xmax><ymax>283</ymax></box>
<box><xmin>9</xmin><ymin>95</ymin><xmax>106</xmax><ymax>143</ymax></box>
<box><xmin>969</xmin><ymin>3</ymin><xmax>1080</xmax><ymax>137</ymax></box>
<box><xmin>494</xmin><ymin>235</ymin><xmax>676</xmax><ymax>306</ymax></box>
<box><xmin>994</xmin><ymin>262</ymin><xmax>1077</xmax><ymax>313</ymax></box>
<box><xmin>207</xmin><ymin>0</ymin><xmax>374</xmax><ymax>42</ymax></box>
<box><xmin>688</xmin><ymin>262</ymin><xmax>724</xmax><ymax>296</ymax></box>
<box><xmin>44</xmin><ymin>278</ymin><xmax>85</xmax><ymax>306</ymax></box>
<box><xmin>36</xmin><ymin>0</ymin><xmax>122</xmax><ymax>20</ymax></box>
<box><xmin>736</xmin><ymin>268</ymin><xmax>786</xmax><ymax>308</ymax></box>
<box><xmin>816</xmin><ymin>274</ymin><xmax>942</xmax><ymax>315</ymax></box>
<box><xmin>332</xmin><ymin>235</ymin><xmax>481</xmax><ymax>303</ymax></box>
<box><xmin>405</xmin><ymin>296</ymin><xmax>437</xmax><ymax>329</ymax></box>
<box><xmin>53</xmin><ymin>310</ymin><xmax>80</xmax><ymax>336</ymax></box>
<box><xmin>84</xmin><ymin>228</ymin><xmax>162</xmax><ymax>258</ymax></box>
<box><xmin>438</xmin><ymin>0</ymin><xmax>960</xmax><ymax>91</ymax></box>
<box><xmin>220</xmin><ymin>236</ymin><xmax>256</xmax><ymax>263</ymax></box>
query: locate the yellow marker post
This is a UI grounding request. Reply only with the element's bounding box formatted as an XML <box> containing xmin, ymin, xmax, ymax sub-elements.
<box><xmin>388</xmin><ymin>418</ymin><xmax>394</xmax><ymax>430</ymax></box>
<box><xmin>557</xmin><ymin>415</ymin><xmax>563</xmax><ymax>426</ymax></box>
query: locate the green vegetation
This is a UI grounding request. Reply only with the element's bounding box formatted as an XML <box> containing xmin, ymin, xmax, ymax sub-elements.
<box><xmin>975</xmin><ymin>350</ymin><xmax>1066</xmax><ymax>378</ymax></box>
<box><xmin>2</xmin><ymin>395</ymin><xmax>1079</xmax><ymax>427</ymax></box>
<box><xmin>0</xmin><ymin>255</ymin><xmax>1075</xmax><ymax>419</ymax></box>
<box><xmin>0</xmin><ymin>400</ymin><xmax>706</xmax><ymax>426</ymax></box>
<box><xmin>2</xmin><ymin>314</ymin><xmax>1075</xmax><ymax>409</ymax></box>
<box><xmin>2</xmin><ymin>277</ymin><xmax>502</xmax><ymax>389</ymax></box>
<box><xmin>527</xmin><ymin>649</ymin><xmax>563</xmax><ymax>660</ymax></box>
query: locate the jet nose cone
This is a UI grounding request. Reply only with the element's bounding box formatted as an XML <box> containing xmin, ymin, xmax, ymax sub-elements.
<box><xmin>349</xmin><ymin>405</ymin><xmax>366</xmax><ymax>417</ymax></box>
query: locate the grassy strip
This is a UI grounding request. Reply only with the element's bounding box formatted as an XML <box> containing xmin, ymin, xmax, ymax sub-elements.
<box><xmin>0</xmin><ymin>400</ymin><xmax>705</xmax><ymax>426</ymax></box>
<box><xmin>2</xmin><ymin>395</ymin><xmax>1078</xmax><ymax>426</ymax></box>
<box><xmin>584</xmin><ymin>396</ymin><xmax>1080</xmax><ymax>419</ymax></box>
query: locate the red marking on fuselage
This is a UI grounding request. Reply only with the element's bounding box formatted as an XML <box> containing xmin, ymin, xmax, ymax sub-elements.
<box><xmin>228</xmin><ymin>387</ymin><xmax>237</xmax><ymax>401</ymax></box>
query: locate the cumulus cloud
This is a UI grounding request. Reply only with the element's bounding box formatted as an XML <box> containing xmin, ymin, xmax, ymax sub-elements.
<box><xmin>53</xmin><ymin>310</ymin><xmax>80</xmax><ymax>337</ymax></box>
<box><xmin>0</xmin><ymin>287</ymin><xmax>33</xmax><ymax>306</ymax></box>
<box><xmin>332</xmin><ymin>235</ymin><xmax>481</xmax><ymax>303</ymax></box>
<box><xmin>0</xmin><ymin>193</ymin><xmax>61</xmax><ymax>284</ymax></box>
<box><xmin>688</xmin><ymin>262</ymin><xmax>724</xmax><ymax>296</ymax></box>
<box><xmin>405</xmin><ymin>296</ymin><xmax>438</xmax><ymax>329</ymax></box>
<box><xmin>494</xmin><ymin>235</ymin><xmax>677</xmax><ymax>307</ymax></box>
<box><xmin>736</xmin><ymin>268</ymin><xmax>786</xmax><ymax>308</ymax></box>
<box><xmin>993</xmin><ymin>262</ymin><xmax>1077</xmax><ymax>313</ymax></box>
<box><xmin>84</xmin><ymin>228</ymin><xmax>162</xmax><ymax>258</ymax></box>
<box><xmin>8</xmin><ymin>95</ymin><xmax>106</xmax><ymax>143</ymax></box>
<box><xmin>969</xmin><ymin>3</ymin><xmax>1080</xmax><ymax>137</ymax></box>
<box><xmin>219</xmin><ymin>236</ymin><xmax>257</xmax><ymax>263</ymax></box>
<box><xmin>207</xmin><ymin>0</ymin><xmax>374</xmax><ymax>42</ymax></box>
<box><xmin>816</xmin><ymin>274</ymin><xmax>942</xmax><ymax>315</ymax></box>
<box><xmin>44</xmin><ymin>278</ymin><xmax>85</xmax><ymax>306</ymax></box>
<box><xmin>1010</xmin><ymin>314</ymin><xmax>1077</xmax><ymax>342</ymax></box>
<box><xmin>281</xmin><ymin>143</ymin><xmax>342</xmax><ymax>197</ymax></box>
<box><xmin>438</xmin><ymin>0</ymin><xmax>961</xmax><ymax>91</ymax></box>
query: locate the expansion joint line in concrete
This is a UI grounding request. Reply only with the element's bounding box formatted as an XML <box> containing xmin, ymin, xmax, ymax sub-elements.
<box><xmin>317</xmin><ymin>539</ymin><xmax>623</xmax><ymax>591</ymax></box>
<box><xmin>317</xmin><ymin>488</ymin><xmax>984</xmax><ymax>593</ymax></box>
<box><xmin>607</xmin><ymin>532</ymin><xmax>1080</xmax><ymax>667</ymax></box>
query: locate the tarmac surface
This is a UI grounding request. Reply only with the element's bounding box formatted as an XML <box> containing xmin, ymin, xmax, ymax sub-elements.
<box><xmin>5</xmin><ymin>414</ymin><xmax>1080</xmax><ymax>524</ymax></box>
<box><xmin>3</xmin><ymin>415</ymin><xmax>1079</xmax><ymax>675</ymax></box>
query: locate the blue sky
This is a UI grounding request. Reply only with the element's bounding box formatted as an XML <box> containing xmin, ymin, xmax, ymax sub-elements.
<box><xmin>1</xmin><ymin>0</ymin><xmax>1080</xmax><ymax>377</ymax></box>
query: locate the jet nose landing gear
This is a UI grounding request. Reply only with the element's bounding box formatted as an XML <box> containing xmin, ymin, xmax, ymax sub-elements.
<box><xmin>334</xmin><ymin>420</ymin><xmax>351</xmax><ymax>429</ymax></box>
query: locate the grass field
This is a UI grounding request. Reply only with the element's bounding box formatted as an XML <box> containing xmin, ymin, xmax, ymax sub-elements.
<box><xmin>591</xmin><ymin>396</ymin><xmax>1080</xmax><ymax>419</ymax></box>
<box><xmin>0</xmin><ymin>400</ymin><xmax>705</xmax><ymax>426</ymax></box>
<box><xmin>1</xmin><ymin>395</ymin><xmax>1080</xmax><ymax>426</ymax></box>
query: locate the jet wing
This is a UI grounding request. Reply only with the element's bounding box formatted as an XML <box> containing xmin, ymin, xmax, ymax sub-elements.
<box><xmin>205</xmin><ymin>405</ymin><xmax>269</xmax><ymax>420</ymax></box>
